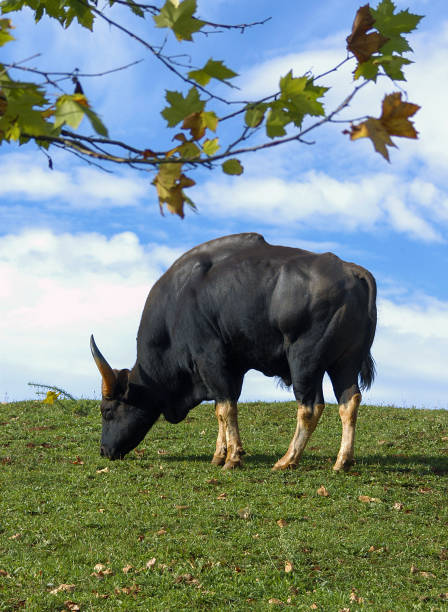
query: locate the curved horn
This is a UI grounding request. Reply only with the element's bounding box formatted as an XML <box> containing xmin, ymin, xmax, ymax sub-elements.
<box><xmin>90</xmin><ymin>335</ymin><xmax>116</xmax><ymax>399</ymax></box>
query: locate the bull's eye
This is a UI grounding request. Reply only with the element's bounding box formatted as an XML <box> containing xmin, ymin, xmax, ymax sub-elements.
<box><xmin>102</xmin><ymin>408</ymin><xmax>113</xmax><ymax>421</ymax></box>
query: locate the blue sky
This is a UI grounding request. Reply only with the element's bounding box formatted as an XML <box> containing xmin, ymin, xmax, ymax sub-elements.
<box><xmin>1</xmin><ymin>0</ymin><xmax>447</xmax><ymax>408</ymax></box>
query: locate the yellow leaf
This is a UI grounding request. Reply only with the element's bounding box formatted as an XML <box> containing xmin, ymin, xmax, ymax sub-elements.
<box><xmin>284</xmin><ymin>560</ymin><xmax>294</xmax><ymax>573</ymax></box>
<box><xmin>349</xmin><ymin>117</ymin><xmax>395</xmax><ymax>161</ymax></box>
<box><xmin>43</xmin><ymin>390</ymin><xmax>60</xmax><ymax>404</ymax></box>
<box><xmin>276</xmin><ymin>519</ymin><xmax>287</xmax><ymax>528</ymax></box>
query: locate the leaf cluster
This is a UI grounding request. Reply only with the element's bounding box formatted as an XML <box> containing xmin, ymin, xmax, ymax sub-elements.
<box><xmin>0</xmin><ymin>0</ymin><xmax>424</xmax><ymax>217</ymax></box>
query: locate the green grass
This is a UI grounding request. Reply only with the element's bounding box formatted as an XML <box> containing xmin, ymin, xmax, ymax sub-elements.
<box><xmin>0</xmin><ymin>399</ymin><xmax>447</xmax><ymax>611</ymax></box>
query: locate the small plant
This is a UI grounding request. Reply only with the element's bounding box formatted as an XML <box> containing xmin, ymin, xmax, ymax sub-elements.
<box><xmin>27</xmin><ymin>382</ymin><xmax>91</xmax><ymax>415</ymax></box>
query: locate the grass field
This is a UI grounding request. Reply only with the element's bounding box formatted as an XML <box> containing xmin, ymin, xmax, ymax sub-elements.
<box><xmin>0</xmin><ymin>399</ymin><xmax>447</xmax><ymax>611</ymax></box>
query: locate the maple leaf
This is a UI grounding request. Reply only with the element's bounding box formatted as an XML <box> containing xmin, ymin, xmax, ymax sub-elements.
<box><xmin>346</xmin><ymin>4</ymin><xmax>389</xmax><ymax>63</ymax></box>
<box><xmin>346</xmin><ymin>92</ymin><xmax>420</xmax><ymax>160</ymax></box>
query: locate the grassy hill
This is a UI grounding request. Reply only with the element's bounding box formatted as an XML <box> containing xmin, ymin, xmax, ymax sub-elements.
<box><xmin>0</xmin><ymin>399</ymin><xmax>447</xmax><ymax>610</ymax></box>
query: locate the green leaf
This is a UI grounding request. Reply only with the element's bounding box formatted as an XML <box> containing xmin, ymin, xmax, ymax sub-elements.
<box><xmin>153</xmin><ymin>0</ymin><xmax>205</xmax><ymax>41</ymax></box>
<box><xmin>222</xmin><ymin>158</ymin><xmax>243</xmax><ymax>175</ymax></box>
<box><xmin>188</xmin><ymin>59</ymin><xmax>238</xmax><ymax>86</ymax></box>
<box><xmin>279</xmin><ymin>71</ymin><xmax>307</xmax><ymax>98</ymax></box>
<box><xmin>161</xmin><ymin>87</ymin><xmax>205</xmax><ymax>127</ymax></box>
<box><xmin>202</xmin><ymin>137</ymin><xmax>219</xmax><ymax>157</ymax></box>
<box><xmin>376</xmin><ymin>55</ymin><xmax>412</xmax><ymax>81</ymax></box>
<box><xmin>265</xmin><ymin>103</ymin><xmax>290</xmax><ymax>138</ymax></box>
<box><xmin>371</xmin><ymin>0</ymin><xmax>423</xmax><ymax>38</ymax></box>
<box><xmin>354</xmin><ymin>58</ymin><xmax>380</xmax><ymax>81</ymax></box>
<box><xmin>245</xmin><ymin>103</ymin><xmax>267</xmax><ymax>128</ymax></box>
<box><xmin>0</xmin><ymin>18</ymin><xmax>14</xmax><ymax>46</ymax></box>
<box><xmin>54</xmin><ymin>94</ymin><xmax>85</xmax><ymax>130</ymax></box>
<box><xmin>177</xmin><ymin>141</ymin><xmax>201</xmax><ymax>159</ymax></box>
<box><xmin>82</xmin><ymin>105</ymin><xmax>109</xmax><ymax>137</ymax></box>
<box><xmin>202</xmin><ymin>110</ymin><xmax>218</xmax><ymax>132</ymax></box>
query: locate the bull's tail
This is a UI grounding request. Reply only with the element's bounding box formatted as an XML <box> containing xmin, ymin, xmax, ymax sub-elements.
<box><xmin>352</xmin><ymin>264</ymin><xmax>377</xmax><ymax>391</ymax></box>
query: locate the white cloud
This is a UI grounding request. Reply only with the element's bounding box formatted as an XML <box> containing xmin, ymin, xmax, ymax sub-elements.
<box><xmin>0</xmin><ymin>153</ymin><xmax>148</xmax><ymax>208</ymax></box>
<box><xmin>1</xmin><ymin>229</ymin><xmax>447</xmax><ymax>411</ymax></box>
<box><xmin>197</xmin><ymin>170</ymin><xmax>445</xmax><ymax>242</ymax></box>
<box><xmin>0</xmin><ymin>229</ymin><xmax>183</xmax><ymax>401</ymax></box>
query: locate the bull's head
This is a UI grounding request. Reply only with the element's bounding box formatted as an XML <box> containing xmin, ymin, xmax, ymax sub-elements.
<box><xmin>90</xmin><ymin>335</ymin><xmax>159</xmax><ymax>460</ymax></box>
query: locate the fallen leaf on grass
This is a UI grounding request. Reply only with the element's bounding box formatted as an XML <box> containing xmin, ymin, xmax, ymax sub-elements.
<box><xmin>276</xmin><ymin>519</ymin><xmax>288</xmax><ymax>528</ymax></box>
<box><xmin>63</xmin><ymin>602</ymin><xmax>80</xmax><ymax>611</ymax></box>
<box><xmin>237</xmin><ymin>507</ymin><xmax>251</xmax><ymax>519</ymax></box>
<box><xmin>157</xmin><ymin>528</ymin><xmax>167</xmax><ymax>536</ymax></box>
<box><xmin>49</xmin><ymin>584</ymin><xmax>75</xmax><ymax>595</ymax></box>
<box><xmin>410</xmin><ymin>564</ymin><xmax>436</xmax><ymax>578</ymax></box>
<box><xmin>146</xmin><ymin>558</ymin><xmax>156</xmax><ymax>569</ymax></box>
<box><xmin>418</xmin><ymin>487</ymin><xmax>432</xmax><ymax>494</ymax></box>
<box><xmin>96</xmin><ymin>467</ymin><xmax>109</xmax><ymax>474</ymax></box>
<box><xmin>91</xmin><ymin>564</ymin><xmax>113</xmax><ymax>578</ymax></box>
<box><xmin>284</xmin><ymin>560</ymin><xmax>294</xmax><ymax>573</ymax></box>
<box><xmin>317</xmin><ymin>485</ymin><xmax>329</xmax><ymax>497</ymax></box>
<box><xmin>358</xmin><ymin>495</ymin><xmax>381</xmax><ymax>503</ymax></box>
<box><xmin>350</xmin><ymin>589</ymin><xmax>364</xmax><ymax>603</ymax></box>
<box><xmin>71</xmin><ymin>456</ymin><xmax>84</xmax><ymax>465</ymax></box>
<box><xmin>207</xmin><ymin>478</ymin><xmax>219</xmax><ymax>485</ymax></box>
<box><xmin>174</xmin><ymin>573</ymin><xmax>201</xmax><ymax>587</ymax></box>
<box><xmin>137</xmin><ymin>534</ymin><xmax>145</xmax><ymax>542</ymax></box>
<box><xmin>268</xmin><ymin>598</ymin><xmax>283</xmax><ymax>605</ymax></box>
<box><xmin>9</xmin><ymin>533</ymin><xmax>21</xmax><ymax>540</ymax></box>
<box><xmin>115</xmin><ymin>584</ymin><xmax>141</xmax><ymax>596</ymax></box>
<box><xmin>310</xmin><ymin>605</ymin><xmax>318</xmax><ymax>610</ymax></box>
<box><xmin>175</xmin><ymin>505</ymin><xmax>189</xmax><ymax>511</ymax></box>
<box><xmin>157</xmin><ymin>449</ymin><xmax>168</xmax><ymax>455</ymax></box>
<box><xmin>122</xmin><ymin>564</ymin><xmax>134</xmax><ymax>574</ymax></box>
<box><xmin>217</xmin><ymin>492</ymin><xmax>227</xmax><ymax>500</ymax></box>
<box><xmin>92</xmin><ymin>591</ymin><xmax>109</xmax><ymax>599</ymax></box>
<box><xmin>0</xmin><ymin>569</ymin><xmax>11</xmax><ymax>577</ymax></box>
<box><xmin>439</xmin><ymin>593</ymin><xmax>448</xmax><ymax>600</ymax></box>
<box><xmin>393</xmin><ymin>502</ymin><xmax>404</xmax><ymax>511</ymax></box>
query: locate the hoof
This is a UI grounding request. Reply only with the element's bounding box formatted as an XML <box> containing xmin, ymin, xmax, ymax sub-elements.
<box><xmin>222</xmin><ymin>459</ymin><xmax>242</xmax><ymax>470</ymax></box>
<box><xmin>211</xmin><ymin>454</ymin><xmax>226</xmax><ymax>466</ymax></box>
<box><xmin>272</xmin><ymin>460</ymin><xmax>298</xmax><ymax>471</ymax></box>
<box><xmin>333</xmin><ymin>458</ymin><xmax>354</xmax><ymax>472</ymax></box>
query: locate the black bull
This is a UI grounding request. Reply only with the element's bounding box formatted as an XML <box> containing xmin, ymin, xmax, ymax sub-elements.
<box><xmin>91</xmin><ymin>233</ymin><xmax>377</xmax><ymax>471</ymax></box>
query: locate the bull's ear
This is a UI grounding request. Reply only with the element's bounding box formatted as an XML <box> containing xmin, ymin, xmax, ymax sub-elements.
<box><xmin>90</xmin><ymin>335</ymin><xmax>117</xmax><ymax>399</ymax></box>
<box><xmin>115</xmin><ymin>368</ymin><xmax>130</xmax><ymax>395</ymax></box>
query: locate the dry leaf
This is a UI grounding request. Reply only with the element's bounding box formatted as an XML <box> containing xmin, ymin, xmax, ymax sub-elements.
<box><xmin>284</xmin><ymin>560</ymin><xmax>294</xmax><ymax>573</ymax></box>
<box><xmin>96</xmin><ymin>467</ymin><xmax>109</xmax><ymax>473</ymax></box>
<box><xmin>175</xmin><ymin>505</ymin><xmax>189</xmax><ymax>511</ymax></box>
<box><xmin>310</xmin><ymin>605</ymin><xmax>318</xmax><ymax>610</ymax></box>
<box><xmin>146</xmin><ymin>558</ymin><xmax>156</xmax><ymax>569</ymax></box>
<box><xmin>98</xmin><ymin>508</ymin><xmax>105</xmax><ymax>513</ymax></box>
<box><xmin>358</xmin><ymin>495</ymin><xmax>381</xmax><ymax>503</ymax></box>
<box><xmin>350</xmin><ymin>589</ymin><xmax>364</xmax><ymax>604</ymax></box>
<box><xmin>9</xmin><ymin>533</ymin><xmax>21</xmax><ymax>540</ymax></box>
<box><xmin>393</xmin><ymin>502</ymin><xmax>404</xmax><ymax>510</ymax></box>
<box><xmin>217</xmin><ymin>492</ymin><xmax>227</xmax><ymax>500</ymax></box>
<box><xmin>418</xmin><ymin>487</ymin><xmax>432</xmax><ymax>494</ymax></box>
<box><xmin>346</xmin><ymin>4</ymin><xmax>388</xmax><ymax>63</ymax></box>
<box><xmin>157</xmin><ymin>449</ymin><xmax>167</xmax><ymax>455</ymax></box>
<box><xmin>207</xmin><ymin>478</ymin><xmax>219</xmax><ymax>485</ymax></box>
<box><xmin>347</xmin><ymin>92</ymin><xmax>420</xmax><ymax>161</ymax></box>
<box><xmin>63</xmin><ymin>602</ymin><xmax>80</xmax><ymax>611</ymax></box>
<box><xmin>137</xmin><ymin>534</ymin><xmax>145</xmax><ymax>542</ymax></box>
<box><xmin>71</xmin><ymin>456</ymin><xmax>84</xmax><ymax>465</ymax></box>
<box><xmin>157</xmin><ymin>528</ymin><xmax>167</xmax><ymax>536</ymax></box>
<box><xmin>0</xmin><ymin>569</ymin><xmax>11</xmax><ymax>577</ymax></box>
<box><xmin>49</xmin><ymin>584</ymin><xmax>75</xmax><ymax>595</ymax></box>
<box><xmin>237</xmin><ymin>507</ymin><xmax>251</xmax><ymax>519</ymax></box>
<box><xmin>317</xmin><ymin>485</ymin><xmax>329</xmax><ymax>497</ymax></box>
<box><xmin>122</xmin><ymin>564</ymin><xmax>134</xmax><ymax>574</ymax></box>
<box><xmin>276</xmin><ymin>519</ymin><xmax>288</xmax><ymax>528</ymax></box>
<box><xmin>268</xmin><ymin>598</ymin><xmax>283</xmax><ymax>605</ymax></box>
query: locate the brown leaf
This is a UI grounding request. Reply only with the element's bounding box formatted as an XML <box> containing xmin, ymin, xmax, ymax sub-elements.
<box><xmin>418</xmin><ymin>487</ymin><xmax>432</xmax><ymax>494</ymax></box>
<box><xmin>268</xmin><ymin>598</ymin><xmax>283</xmax><ymax>605</ymax></box>
<box><xmin>284</xmin><ymin>560</ymin><xmax>294</xmax><ymax>573</ymax></box>
<box><xmin>9</xmin><ymin>533</ymin><xmax>21</xmax><ymax>540</ymax></box>
<box><xmin>49</xmin><ymin>584</ymin><xmax>75</xmax><ymax>595</ymax></box>
<box><xmin>63</xmin><ymin>602</ymin><xmax>80</xmax><ymax>611</ymax></box>
<box><xmin>96</xmin><ymin>467</ymin><xmax>109</xmax><ymax>473</ymax></box>
<box><xmin>317</xmin><ymin>485</ymin><xmax>329</xmax><ymax>497</ymax></box>
<box><xmin>175</xmin><ymin>505</ymin><xmax>189</xmax><ymax>511</ymax></box>
<box><xmin>71</xmin><ymin>456</ymin><xmax>84</xmax><ymax>464</ymax></box>
<box><xmin>310</xmin><ymin>605</ymin><xmax>318</xmax><ymax>610</ymax></box>
<box><xmin>358</xmin><ymin>495</ymin><xmax>381</xmax><ymax>503</ymax></box>
<box><xmin>237</xmin><ymin>507</ymin><xmax>251</xmax><ymax>519</ymax></box>
<box><xmin>207</xmin><ymin>478</ymin><xmax>219</xmax><ymax>485</ymax></box>
<box><xmin>217</xmin><ymin>492</ymin><xmax>227</xmax><ymax>500</ymax></box>
<box><xmin>347</xmin><ymin>92</ymin><xmax>420</xmax><ymax>160</ymax></box>
<box><xmin>182</xmin><ymin>112</ymin><xmax>206</xmax><ymax>141</ymax></box>
<box><xmin>157</xmin><ymin>528</ymin><xmax>167</xmax><ymax>536</ymax></box>
<box><xmin>174</xmin><ymin>573</ymin><xmax>201</xmax><ymax>586</ymax></box>
<box><xmin>276</xmin><ymin>519</ymin><xmax>288</xmax><ymax>528</ymax></box>
<box><xmin>146</xmin><ymin>558</ymin><xmax>156</xmax><ymax>569</ymax></box>
<box><xmin>346</xmin><ymin>4</ymin><xmax>388</xmax><ymax>63</ymax></box>
<box><xmin>0</xmin><ymin>569</ymin><xmax>11</xmax><ymax>577</ymax></box>
<box><xmin>122</xmin><ymin>564</ymin><xmax>134</xmax><ymax>574</ymax></box>
<box><xmin>393</xmin><ymin>502</ymin><xmax>404</xmax><ymax>510</ymax></box>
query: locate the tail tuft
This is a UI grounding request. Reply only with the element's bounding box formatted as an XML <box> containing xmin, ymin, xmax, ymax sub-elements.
<box><xmin>360</xmin><ymin>352</ymin><xmax>376</xmax><ymax>391</ymax></box>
